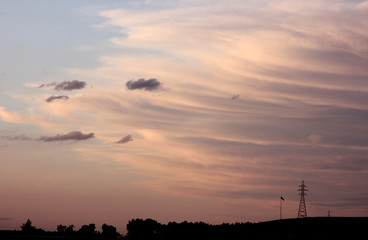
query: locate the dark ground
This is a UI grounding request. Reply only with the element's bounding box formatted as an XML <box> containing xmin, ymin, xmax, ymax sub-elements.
<box><xmin>1</xmin><ymin>217</ymin><xmax>367</xmax><ymax>240</ymax></box>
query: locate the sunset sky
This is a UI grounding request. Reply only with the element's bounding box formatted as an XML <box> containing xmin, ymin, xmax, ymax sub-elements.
<box><xmin>1</xmin><ymin>0</ymin><xmax>368</xmax><ymax>233</ymax></box>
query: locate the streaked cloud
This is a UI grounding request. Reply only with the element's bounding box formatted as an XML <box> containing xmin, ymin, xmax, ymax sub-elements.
<box><xmin>39</xmin><ymin>131</ymin><xmax>95</xmax><ymax>142</ymax></box>
<box><xmin>1</xmin><ymin>134</ymin><xmax>32</xmax><ymax>141</ymax></box>
<box><xmin>1</xmin><ymin>0</ymin><xmax>368</xmax><ymax>229</ymax></box>
<box><xmin>313</xmin><ymin>193</ymin><xmax>368</xmax><ymax>208</ymax></box>
<box><xmin>115</xmin><ymin>135</ymin><xmax>133</xmax><ymax>144</ymax></box>
<box><xmin>39</xmin><ymin>80</ymin><xmax>86</xmax><ymax>91</ymax></box>
<box><xmin>38</xmin><ymin>83</ymin><xmax>55</xmax><ymax>88</ymax></box>
<box><xmin>126</xmin><ymin>78</ymin><xmax>162</xmax><ymax>91</ymax></box>
<box><xmin>46</xmin><ymin>95</ymin><xmax>69</xmax><ymax>103</ymax></box>
<box><xmin>307</xmin><ymin>134</ymin><xmax>322</xmax><ymax>148</ymax></box>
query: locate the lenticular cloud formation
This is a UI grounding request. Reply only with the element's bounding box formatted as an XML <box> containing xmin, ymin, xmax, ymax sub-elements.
<box><xmin>115</xmin><ymin>135</ymin><xmax>133</xmax><ymax>144</ymax></box>
<box><xmin>39</xmin><ymin>131</ymin><xmax>95</xmax><ymax>142</ymax></box>
<box><xmin>46</xmin><ymin>95</ymin><xmax>69</xmax><ymax>103</ymax></box>
<box><xmin>126</xmin><ymin>78</ymin><xmax>161</xmax><ymax>91</ymax></box>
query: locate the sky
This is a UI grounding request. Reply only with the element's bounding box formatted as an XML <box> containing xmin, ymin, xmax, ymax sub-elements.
<box><xmin>1</xmin><ymin>0</ymin><xmax>368</xmax><ymax>233</ymax></box>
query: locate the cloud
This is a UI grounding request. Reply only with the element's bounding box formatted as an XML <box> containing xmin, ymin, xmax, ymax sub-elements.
<box><xmin>309</xmin><ymin>155</ymin><xmax>368</xmax><ymax>172</ymax></box>
<box><xmin>1</xmin><ymin>135</ymin><xmax>32</xmax><ymax>141</ymax></box>
<box><xmin>313</xmin><ymin>193</ymin><xmax>368</xmax><ymax>208</ymax></box>
<box><xmin>3</xmin><ymin>0</ymin><xmax>368</xmax><ymax>222</ymax></box>
<box><xmin>126</xmin><ymin>78</ymin><xmax>162</xmax><ymax>91</ymax></box>
<box><xmin>231</xmin><ymin>94</ymin><xmax>239</xmax><ymax>100</ymax></box>
<box><xmin>46</xmin><ymin>95</ymin><xmax>69</xmax><ymax>103</ymax></box>
<box><xmin>39</xmin><ymin>131</ymin><xmax>95</xmax><ymax>142</ymax></box>
<box><xmin>0</xmin><ymin>217</ymin><xmax>11</xmax><ymax>221</ymax></box>
<box><xmin>115</xmin><ymin>135</ymin><xmax>133</xmax><ymax>144</ymax></box>
<box><xmin>307</xmin><ymin>134</ymin><xmax>322</xmax><ymax>148</ymax></box>
<box><xmin>55</xmin><ymin>80</ymin><xmax>86</xmax><ymax>91</ymax></box>
<box><xmin>38</xmin><ymin>83</ymin><xmax>56</xmax><ymax>88</ymax></box>
<box><xmin>39</xmin><ymin>80</ymin><xmax>86</xmax><ymax>91</ymax></box>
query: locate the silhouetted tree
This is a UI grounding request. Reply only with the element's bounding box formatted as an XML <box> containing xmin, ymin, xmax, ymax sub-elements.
<box><xmin>57</xmin><ymin>224</ymin><xmax>67</xmax><ymax>233</ymax></box>
<box><xmin>21</xmin><ymin>219</ymin><xmax>37</xmax><ymax>233</ymax></box>
<box><xmin>126</xmin><ymin>219</ymin><xmax>160</xmax><ymax>240</ymax></box>
<box><xmin>101</xmin><ymin>223</ymin><xmax>119</xmax><ymax>239</ymax></box>
<box><xmin>66</xmin><ymin>224</ymin><xmax>75</xmax><ymax>233</ymax></box>
<box><xmin>21</xmin><ymin>218</ymin><xmax>44</xmax><ymax>233</ymax></box>
<box><xmin>79</xmin><ymin>223</ymin><xmax>96</xmax><ymax>235</ymax></box>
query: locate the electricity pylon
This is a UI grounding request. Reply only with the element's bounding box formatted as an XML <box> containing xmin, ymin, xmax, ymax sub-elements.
<box><xmin>297</xmin><ymin>180</ymin><xmax>308</xmax><ymax>218</ymax></box>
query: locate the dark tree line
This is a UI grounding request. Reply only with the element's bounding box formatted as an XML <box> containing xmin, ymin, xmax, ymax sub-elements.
<box><xmin>2</xmin><ymin>217</ymin><xmax>366</xmax><ymax>240</ymax></box>
<box><xmin>124</xmin><ymin>217</ymin><xmax>368</xmax><ymax>240</ymax></box>
<box><xmin>16</xmin><ymin>219</ymin><xmax>121</xmax><ymax>239</ymax></box>
<box><xmin>125</xmin><ymin>218</ymin><xmax>255</xmax><ymax>240</ymax></box>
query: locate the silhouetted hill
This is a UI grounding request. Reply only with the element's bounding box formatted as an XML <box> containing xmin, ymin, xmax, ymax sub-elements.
<box><xmin>255</xmin><ymin>217</ymin><xmax>368</xmax><ymax>239</ymax></box>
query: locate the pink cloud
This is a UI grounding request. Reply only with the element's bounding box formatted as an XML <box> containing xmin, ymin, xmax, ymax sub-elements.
<box><xmin>307</xmin><ymin>134</ymin><xmax>323</xmax><ymax>148</ymax></box>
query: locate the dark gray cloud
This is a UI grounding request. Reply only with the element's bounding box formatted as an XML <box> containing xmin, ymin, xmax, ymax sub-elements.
<box><xmin>39</xmin><ymin>80</ymin><xmax>86</xmax><ymax>91</ymax></box>
<box><xmin>0</xmin><ymin>217</ymin><xmax>11</xmax><ymax>221</ymax></box>
<box><xmin>39</xmin><ymin>131</ymin><xmax>94</xmax><ymax>142</ymax></box>
<box><xmin>46</xmin><ymin>95</ymin><xmax>69</xmax><ymax>103</ymax></box>
<box><xmin>55</xmin><ymin>80</ymin><xmax>86</xmax><ymax>91</ymax></box>
<box><xmin>126</xmin><ymin>78</ymin><xmax>161</xmax><ymax>91</ymax></box>
<box><xmin>115</xmin><ymin>135</ymin><xmax>133</xmax><ymax>144</ymax></box>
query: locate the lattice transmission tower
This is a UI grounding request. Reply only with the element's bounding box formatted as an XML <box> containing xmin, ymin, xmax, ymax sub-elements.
<box><xmin>297</xmin><ymin>180</ymin><xmax>308</xmax><ymax>218</ymax></box>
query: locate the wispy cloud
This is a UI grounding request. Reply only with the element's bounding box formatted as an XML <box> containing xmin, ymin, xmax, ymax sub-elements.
<box><xmin>115</xmin><ymin>135</ymin><xmax>133</xmax><ymax>144</ymax></box>
<box><xmin>231</xmin><ymin>94</ymin><xmax>239</xmax><ymax>100</ymax></box>
<box><xmin>307</xmin><ymin>134</ymin><xmax>322</xmax><ymax>148</ymax></box>
<box><xmin>39</xmin><ymin>83</ymin><xmax>56</xmax><ymax>88</ymax></box>
<box><xmin>2</xmin><ymin>0</ymin><xmax>368</xmax><ymax>223</ymax></box>
<box><xmin>126</xmin><ymin>78</ymin><xmax>162</xmax><ymax>91</ymax></box>
<box><xmin>1</xmin><ymin>134</ymin><xmax>32</xmax><ymax>141</ymax></box>
<box><xmin>313</xmin><ymin>193</ymin><xmax>368</xmax><ymax>208</ymax></box>
<box><xmin>39</xmin><ymin>80</ymin><xmax>86</xmax><ymax>91</ymax></box>
<box><xmin>39</xmin><ymin>131</ymin><xmax>95</xmax><ymax>142</ymax></box>
<box><xmin>46</xmin><ymin>95</ymin><xmax>69</xmax><ymax>103</ymax></box>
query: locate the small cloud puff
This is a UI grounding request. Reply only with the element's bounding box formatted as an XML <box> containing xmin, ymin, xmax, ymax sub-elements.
<box><xmin>231</xmin><ymin>94</ymin><xmax>240</xmax><ymax>100</ymax></box>
<box><xmin>39</xmin><ymin>131</ymin><xmax>94</xmax><ymax>142</ymax></box>
<box><xmin>46</xmin><ymin>95</ymin><xmax>69</xmax><ymax>103</ymax></box>
<box><xmin>307</xmin><ymin>134</ymin><xmax>322</xmax><ymax>148</ymax></box>
<box><xmin>126</xmin><ymin>78</ymin><xmax>162</xmax><ymax>91</ymax></box>
<box><xmin>39</xmin><ymin>80</ymin><xmax>86</xmax><ymax>91</ymax></box>
<box><xmin>115</xmin><ymin>135</ymin><xmax>133</xmax><ymax>144</ymax></box>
